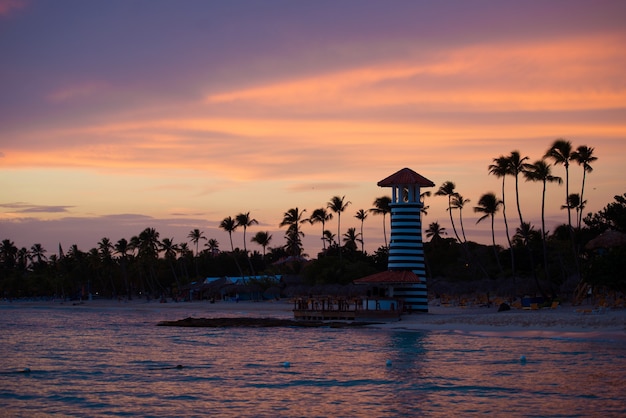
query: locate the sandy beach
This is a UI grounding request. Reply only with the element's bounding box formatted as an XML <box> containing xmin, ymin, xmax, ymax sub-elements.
<box><xmin>4</xmin><ymin>298</ymin><xmax>625</xmax><ymax>338</ymax></box>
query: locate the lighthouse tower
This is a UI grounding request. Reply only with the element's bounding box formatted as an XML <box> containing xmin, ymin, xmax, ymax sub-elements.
<box><xmin>377</xmin><ymin>168</ymin><xmax>435</xmax><ymax>312</ymax></box>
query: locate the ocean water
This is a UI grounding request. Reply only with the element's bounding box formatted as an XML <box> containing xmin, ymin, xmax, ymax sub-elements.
<box><xmin>1</xmin><ymin>304</ymin><xmax>625</xmax><ymax>417</ymax></box>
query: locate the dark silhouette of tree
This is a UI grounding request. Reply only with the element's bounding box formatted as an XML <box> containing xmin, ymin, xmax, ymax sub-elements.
<box><xmin>370</xmin><ymin>196</ymin><xmax>391</xmax><ymax>248</ymax></box>
<box><xmin>251</xmin><ymin>231</ymin><xmax>272</xmax><ymax>258</ymax></box>
<box><xmin>187</xmin><ymin>229</ymin><xmax>206</xmax><ymax>257</ymax></box>
<box><xmin>425</xmin><ymin>221</ymin><xmax>446</xmax><ymax>242</ymax></box>
<box><xmin>450</xmin><ymin>194</ymin><xmax>470</xmax><ymax>243</ymax></box>
<box><xmin>309</xmin><ymin>208</ymin><xmax>333</xmax><ymax>250</ymax></box>
<box><xmin>205</xmin><ymin>238</ymin><xmax>219</xmax><ymax>255</ymax></box>
<box><xmin>435</xmin><ymin>181</ymin><xmax>462</xmax><ymax>244</ymax></box>
<box><xmin>279</xmin><ymin>207</ymin><xmax>307</xmax><ymax>256</ymax></box>
<box><xmin>327</xmin><ymin>196</ymin><xmax>351</xmax><ymax>247</ymax></box>
<box><xmin>322</xmin><ymin>230</ymin><xmax>336</xmax><ymax>248</ymax></box>
<box><xmin>235</xmin><ymin>212</ymin><xmax>258</xmax><ymax>254</ymax></box>
<box><xmin>354</xmin><ymin>209</ymin><xmax>368</xmax><ymax>252</ymax></box>
<box><xmin>219</xmin><ymin>216</ymin><xmax>238</xmax><ymax>252</ymax></box>
<box><xmin>489</xmin><ymin>155</ymin><xmax>516</xmax><ymax>283</ymax></box>
<box><xmin>115</xmin><ymin>238</ymin><xmax>131</xmax><ymax>299</ymax></box>
<box><xmin>545</xmin><ymin>139</ymin><xmax>574</xmax><ymax>231</ymax></box>
<box><xmin>342</xmin><ymin>227</ymin><xmax>362</xmax><ymax>252</ymax></box>
<box><xmin>571</xmin><ymin>145</ymin><xmax>597</xmax><ymax>230</ymax></box>
<box><xmin>29</xmin><ymin>243</ymin><xmax>47</xmax><ymax>268</ymax></box>
<box><xmin>474</xmin><ymin>192</ymin><xmax>503</xmax><ymax>273</ymax></box>
<box><xmin>507</xmin><ymin>150</ymin><xmax>531</xmax><ymax>227</ymax></box>
<box><xmin>524</xmin><ymin>159</ymin><xmax>562</xmax><ymax>280</ymax></box>
<box><xmin>160</xmin><ymin>237</ymin><xmax>180</xmax><ymax>289</ymax></box>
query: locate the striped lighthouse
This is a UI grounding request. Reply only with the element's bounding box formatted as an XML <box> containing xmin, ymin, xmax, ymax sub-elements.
<box><xmin>377</xmin><ymin>168</ymin><xmax>435</xmax><ymax>312</ymax></box>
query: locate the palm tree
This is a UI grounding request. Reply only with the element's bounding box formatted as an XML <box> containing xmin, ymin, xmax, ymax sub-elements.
<box><xmin>545</xmin><ymin>139</ymin><xmax>574</xmax><ymax>231</ymax></box>
<box><xmin>0</xmin><ymin>239</ymin><xmax>18</xmax><ymax>269</ymax></box>
<box><xmin>562</xmin><ymin>193</ymin><xmax>585</xmax><ymax>225</ymax></box>
<box><xmin>235</xmin><ymin>212</ymin><xmax>258</xmax><ymax>253</ymax></box>
<box><xmin>309</xmin><ymin>208</ymin><xmax>333</xmax><ymax>250</ymax></box>
<box><xmin>425</xmin><ymin>221</ymin><xmax>446</xmax><ymax>242</ymax></box>
<box><xmin>420</xmin><ymin>191</ymin><xmax>431</xmax><ymax>216</ymax></box>
<box><xmin>114</xmin><ymin>238</ymin><xmax>131</xmax><ymax>299</ymax></box>
<box><xmin>489</xmin><ymin>155</ymin><xmax>516</xmax><ymax>283</ymax></box>
<box><xmin>279</xmin><ymin>207</ymin><xmax>307</xmax><ymax>256</ymax></box>
<box><xmin>450</xmin><ymin>194</ymin><xmax>470</xmax><ymax>243</ymax></box>
<box><xmin>524</xmin><ymin>159</ymin><xmax>562</xmax><ymax>280</ymax></box>
<box><xmin>98</xmin><ymin>237</ymin><xmax>116</xmax><ymax>296</ymax></box>
<box><xmin>474</xmin><ymin>192</ymin><xmax>503</xmax><ymax>273</ymax></box>
<box><xmin>219</xmin><ymin>216</ymin><xmax>238</xmax><ymax>252</ymax></box>
<box><xmin>187</xmin><ymin>229</ymin><xmax>206</xmax><ymax>257</ymax></box>
<box><xmin>322</xmin><ymin>230</ymin><xmax>336</xmax><ymax>248</ymax></box>
<box><xmin>205</xmin><ymin>238</ymin><xmax>219</xmax><ymax>255</ymax></box>
<box><xmin>29</xmin><ymin>243</ymin><xmax>47</xmax><ymax>267</ymax></box>
<box><xmin>251</xmin><ymin>231</ymin><xmax>272</xmax><ymax>258</ymax></box>
<box><xmin>354</xmin><ymin>209</ymin><xmax>368</xmax><ymax>252</ymax></box>
<box><xmin>507</xmin><ymin>150</ymin><xmax>531</xmax><ymax>227</ymax></box>
<box><xmin>328</xmin><ymin>196</ymin><xmax>351</xmax><ymax>262</ymax></box>
<box><xmin>434</xmin><ymin>181</ymin><xmax>462</xmax><ymax>244</ymax></box>
<box><xmin>571</xmin><ymin>145</ymin><xmax>597</xmax><ymax>229</ymax></box>
<box><xmin>327</xmin><ymin>196</ymin><xmax>351</xmax><ymax>246</ymax></box>
<box><xmin>370</xmin><ymin>196</ymin><xmax>391</xmax><ymax>248</ymax></box>
<box><xmin>342</xmin><ymin>227</ymin><xmax>362</xmax><ymax>252</ymax></box>
<box><xmin>159</xmin><ymin>238</ymin><xmax>180</xmax><ymax>288</ymax></box>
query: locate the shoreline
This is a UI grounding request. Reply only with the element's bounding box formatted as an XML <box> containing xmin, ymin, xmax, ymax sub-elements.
<box><xmin>2</xmin><ymin>298</ymin><xmax>625</xmax><ymax>337</ymax></box>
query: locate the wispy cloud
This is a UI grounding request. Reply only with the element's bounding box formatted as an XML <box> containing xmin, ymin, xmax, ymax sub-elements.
<box><xmin>0</xmin><ymin>202</ymin><xmax>74</xmax><ymax>213</ymax></box>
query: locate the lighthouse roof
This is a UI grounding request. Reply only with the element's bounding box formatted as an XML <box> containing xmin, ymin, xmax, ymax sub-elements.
<box><xmin>353</xmin><ymin>270</ymin><xmax>422</xmax><ymax>285</ymax></box>
<box><xmin>377</xmin><ymin>167</ymin><xmax>435</xmax><ymax>187</ymax></box>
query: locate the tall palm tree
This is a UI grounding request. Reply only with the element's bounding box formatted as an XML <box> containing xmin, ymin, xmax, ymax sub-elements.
<box><xmin>328</xmin><ymin>196</ymin><xmax>351</xmax><ymax>262</ymax></box>
<box><xmin>342</xmin><ymin>227</ymin><xmax>362</xmax><ymax>252</ymax></box>
<box><xmin>235</xmin><ymin>212</ymin><xmax>258</xmax><ymax>253</ymax></box>
<box><xmin>328</xmin><ymin>196</ymin><xmax>351</xmax><ymax>247</ymax></box>
<box><xmin>450</xmin><ymin>194</ymin><xmax>470</xmax><ymax>243</ymax></box>
<box><xmin>159</xmin><ymin>238</ymin><xmax>180</xmax><ymax>288</ymax></box>
<box><xmin>98</xmin><ymin>237</ymin><xmax>115</xmax><ymax>296</ymax></box>
<box><xmin>545</xmin><ymin>139</ymin><xmax>574</xmax><ymax>231</ymax></box>
<box><xmin>354</xmin><ymin>209</ymin><xmax>368</xmax><ymax>252</ymax></box>
<box><xmin>251</xmin><ymin>231</ymin><xmax>272</xmax><ymax>258</ymax></box>
<box><xmin>370</xmin><ymin>196</ymin><xmax>391</xmax><ymax>248</ymax></box>
<box><xmin>114</xmin><ymin>238</ymin><xmax>131</xmax><ymax>299</ymax></box>
<box><xmin>279</xmin><ymin>207</ymin><xmax>307</xmax><ymax>256</ymax></box>
<box><xmin>187</xmin><ymin>229</ymin><xmax>206</xmax><ymax>257</ymax></box>
<box><xmin>309</xmin><ymin>208</ymin><xmax>333</xmax><ymax>250</ymax></box>
<box><xmin>474</xmin><ymin>192</ymin><xmax>503</xmax><ymax>273</ymax></box>
<box><xmin>524</xmin><ymin>159</ymin><xmax>562</xmax><ymax>280</ymax></box>
<box><xmin>29</xmin><ymin>243</ymin><xmax>47</xmax><ymax>268</ymax></box>
<box><xmin>434</xmin><ymin>181</ymin><xmax>462</xmax><ymax>244</ymax></box>
<box><xmin>425</xmin><ymin>221</ymin><xmax>446</xmax><ymax>242</ymax></box>
<box><xmin>571</xmin><ymin>145</ymin><xmax>597</xmax><ymax>229</ymax></box>
<box><xmin>489</xmin><ymin>155</ymin><xmax>516</xmax><ymax>283</ymax></box>
<box><xmin>507</xmin><ymin>150</ymin><xmax>531</xmax><ymax>227</ymax></box>
<box><xmin>219</xmin><ymin>216</ymin><xmax>238</xmax><ymax>252</ymax></box>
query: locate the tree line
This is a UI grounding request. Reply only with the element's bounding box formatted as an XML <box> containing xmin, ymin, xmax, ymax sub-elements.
<box><xmin>1</xmin><ymin>139</ymin><xmax>624</xmax><ymax>300</ymax></box>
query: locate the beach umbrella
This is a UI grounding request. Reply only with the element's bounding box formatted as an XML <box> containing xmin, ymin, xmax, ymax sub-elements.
<box><xmin>585</xmin><ymin>229</ymin><xmax>626</xmax><ymax>250</ymax></box>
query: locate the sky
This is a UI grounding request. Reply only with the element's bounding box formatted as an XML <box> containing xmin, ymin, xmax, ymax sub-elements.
<box><xmin>1</xmin><ymin>0</ymin><xmax>625</xmax><ymax>258</ymax></box>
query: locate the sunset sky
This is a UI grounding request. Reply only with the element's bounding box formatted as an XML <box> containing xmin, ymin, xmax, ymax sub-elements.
<box><xmin>2</xmin><ymin>0</ymin><xmax>625</xmax><ymax>258</ymax></box>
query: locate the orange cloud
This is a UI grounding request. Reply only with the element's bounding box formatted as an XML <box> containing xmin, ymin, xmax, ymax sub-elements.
<box><xmin>206</xmin><ymin>33</ymin><xmax>626</xmax><ymax>112</ymax></box>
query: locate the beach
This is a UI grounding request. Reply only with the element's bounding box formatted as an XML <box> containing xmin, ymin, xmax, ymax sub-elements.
<box><xmin>4</xmin><ymin>298</ymin><xmax>625</xmax><ymax>337</ymax></box>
